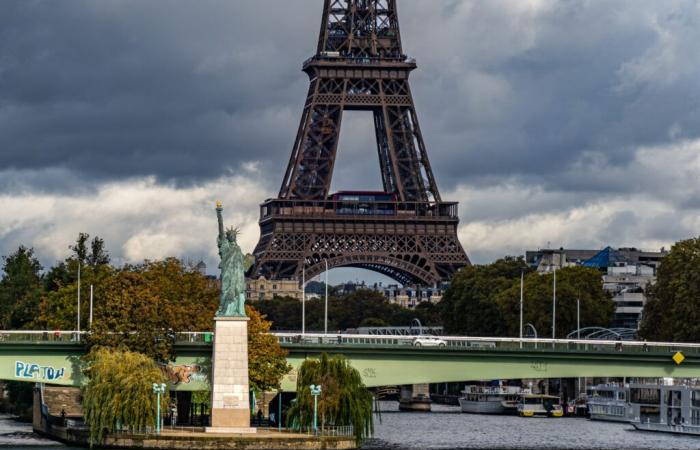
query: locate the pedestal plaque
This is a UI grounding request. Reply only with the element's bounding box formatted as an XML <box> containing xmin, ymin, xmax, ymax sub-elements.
<box><xmin>205</xmin><ymin>317</ymin><xmax>256</xmax><ymax>433</ymax></box>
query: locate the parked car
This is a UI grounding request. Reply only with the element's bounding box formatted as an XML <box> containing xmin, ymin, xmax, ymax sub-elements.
<box><xmin>412</xmin><ymin>336</ymin><xmax>447</xmax><ymax>347</ymax></box>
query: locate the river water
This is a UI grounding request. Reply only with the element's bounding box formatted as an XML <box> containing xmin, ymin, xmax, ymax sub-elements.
<box><xmin>1</xmin><ymin>406</ymin><xmax>700</xmax><ymax>450</ymax></box>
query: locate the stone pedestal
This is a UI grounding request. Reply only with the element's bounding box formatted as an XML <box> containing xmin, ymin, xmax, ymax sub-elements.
<box><xmin>205</xmin><ymin>317</ymin><xmax>256</xmax><ymax>434</ymax></box>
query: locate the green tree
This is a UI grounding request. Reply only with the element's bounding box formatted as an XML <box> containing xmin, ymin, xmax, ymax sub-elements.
<box><xmin>82</xmin><ymin>347</ymin><xmax>167</xmax><ymax>444</ymax></box>
<box><xmin>495</xmin><ymin>266</ymin><xmax>615</xmax><ymax>338</ymax></box>
<box><xmin>439</xmin><ymin>257</ymin><xmax>529</xmax><ymax>335</ymax></box>
<box><xmin>246</xmin><ymin>305</ymin><xmax>291</xmax><ymax>393</ymax></box>
<box><xmin>286</xmin><ymin>353</ymin><xmax>373</xmax><ymax>443</ymax></box>
<box><xmin>0</xmin><ymin>246</ymin><xmax>44</xmax><ymax>329</ymax></box>
<box><xmin>639</xmin><ymin>237</ymin><xmax>700</xmax><ymax>342</ymax></box>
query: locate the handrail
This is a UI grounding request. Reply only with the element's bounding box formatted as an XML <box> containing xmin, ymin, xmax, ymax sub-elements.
<box><xmin>1</xmin><ymin>330</ymin><xmax>699</xmax><ymax>352</ymax></box>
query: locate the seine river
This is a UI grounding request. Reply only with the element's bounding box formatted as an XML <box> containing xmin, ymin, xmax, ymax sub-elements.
<box><xmin>2</xmin><ymin>406</ymin><xmax>700</xmax><ymax>450</ymax></box>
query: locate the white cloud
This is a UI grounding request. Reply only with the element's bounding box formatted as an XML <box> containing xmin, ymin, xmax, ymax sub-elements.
<box><xmin>0</xmin><ymin>171</ymin><xmax>272</xmax><ymax>273</ymax></box>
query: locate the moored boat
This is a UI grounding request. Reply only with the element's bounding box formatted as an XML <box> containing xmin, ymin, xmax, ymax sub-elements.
<box><xmin>458</xmin><ymin>385</ymin><xmax>524</xmax><ymax>414</ymax></box>
<box><xmin>587</xmin><ymin>384</ymin><xmax>631</xmax><ymax>422</ymax></box>
<box><xmin>630</xmin><ymin>383</ymin><xmax>700</xmax><ymax>436</ymax></box>
<box><xmin>517</xmin><ymin>394</ymin><xmax>564</xmax><ymax>417</ymax></box>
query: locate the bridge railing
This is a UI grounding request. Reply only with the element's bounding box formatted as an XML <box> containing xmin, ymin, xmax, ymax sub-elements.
<box><xmin>1</xmin><ymin>331</ymin><xmax>699</xmax><ymax>356</ymax></box>
<box><xmin>272</xmin><ymin>333</ymin><xmax>700</xmax><ymax>356</ymax></box>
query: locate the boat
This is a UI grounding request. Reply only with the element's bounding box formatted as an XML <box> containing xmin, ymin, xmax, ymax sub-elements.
<box><xmin>517</xmin><ymin>394</ymin><xmax>564</xmax><ymax>417</ymax></box>
<box><xmin>629</xmin><ymin>383</ymin><xmax>700</xmax><ymax>436</ymax></box>
<box><xmin>587</xmin><ymin>384</ymin><xmax>631</xmax><ymax>422</ymax></box>
<box><xmin>458</xmin><ymin>385</ymin><xmax>524</xmax><ymax>414</ymax></box>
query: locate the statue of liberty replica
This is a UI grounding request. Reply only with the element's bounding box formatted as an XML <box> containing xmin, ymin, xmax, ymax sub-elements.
<box><xmin>216</xmin><ymin>201</ymin><xmax>246</xmax><ymax>317</ymax></box>
<box><xmin>207</xmin><ymin>202</ymin><xmax>255</xmax><ymax>433</ymax></box>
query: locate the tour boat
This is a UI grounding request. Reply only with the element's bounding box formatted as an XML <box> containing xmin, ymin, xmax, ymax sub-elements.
<box><xmin>587</xmin><ymin>384</ymin><xmax>631</xmax><ymax>422</ymax></box>
<box><xmin>629</xmin><ymin>383</ymin><xmax>700</xmax><ymax>436</ymax></box>
<box><xmin>458</xmin><ymin>385</ymin><xmax>524</xmax><ymax>414</ymax></box>
<box><xmin>517</xmin><ymin>394</ymin><xmax>564</xmax><ymax>417</ymax></box>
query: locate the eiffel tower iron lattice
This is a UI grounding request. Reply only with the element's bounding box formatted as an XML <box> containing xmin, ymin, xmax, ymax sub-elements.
<box><xmin>249</xmin><ymin>0</ymin><xmax>470</xmax><ymax>286</ymax></box>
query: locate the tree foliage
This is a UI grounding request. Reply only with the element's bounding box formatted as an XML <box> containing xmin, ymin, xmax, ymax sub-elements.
<box><xmin>252</xmin><ymin>289</ymin><xmax>437</xmax><ymax>332</ymax></box>
<box><xmin>0</xmin><ymin>246</ymin><xmax>43</xmax><ymax>329</ymax></box>
<box><xmin>639</xmin><ymin>237</ymin><xmax>700</xmax><ymax>342</ymax></box>
<box><xmin>496</xmin><ymin>266</ymin><xmax>615</xmax><ymax>338</ymax></box>
<box><xmin>82</xmin><ymin>347</ymin><xmax>167</xmax><ymax>445</ymax></box>
<box><xmin>246</xmin><ymin>305</ymin><xmax>291</xmax><ymax>393</ymax></box>
<box><xmin>40</xmin><ymin>258</ymin><xmax>219</xmax><ymax>362</ymax></box>
<box><xmin>440</xmin><ymin>257</ymin><xmax>529</xmax><ymax>336</ymax></box>
<box><xmin>286</xmin><ymin>353</ymin><xmax>373</xmax><ymax>443</ymax></box>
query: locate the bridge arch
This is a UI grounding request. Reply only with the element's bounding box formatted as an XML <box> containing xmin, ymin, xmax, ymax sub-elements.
<box><xmin>304</xmin><ymin>254</ymin><xmax>439</xmax><ymax>286</ymax></box>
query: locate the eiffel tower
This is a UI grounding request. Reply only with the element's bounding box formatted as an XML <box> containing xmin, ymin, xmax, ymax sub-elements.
<box><xmin>249</xmin><ymin>0</ymin><xmax>470</xmax><ymax>286</ymax></box>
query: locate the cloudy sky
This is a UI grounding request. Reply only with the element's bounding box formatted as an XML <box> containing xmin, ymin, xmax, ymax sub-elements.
<box><xmin>1</xmin><ymin>0</ymin><xmax>699</xmax><ymax>282</ymax></box>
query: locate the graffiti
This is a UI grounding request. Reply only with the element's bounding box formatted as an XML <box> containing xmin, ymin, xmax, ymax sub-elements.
<box><xmin>362</xmin><ymin>368</ymin><xmax>377</xmax><ymax>378</ymax></box>
<box><xmin>163</xmin><ymin>364</ymin><xmax>204</xmax><ymax>385</ymax></box>
<box><xmin>530</xmin><ymin>361</ymin><xmax>548</xmax><ymax>372</ymax></box>
<box><xmin>15</xmin><ymin>361</ymin><xmax>65</xmax><ymax>381</ymax></box>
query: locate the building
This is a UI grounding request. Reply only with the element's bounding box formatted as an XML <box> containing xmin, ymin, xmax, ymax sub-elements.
<box><xmin>525</xmin><ymin>247</ymin><xmax>668</xmax><ymax>329</ymax></box>
<box><xmin>377</xmin><ymin>284</ymin><xmax>443</xmax><ymax>309</ymax></box>
<box><xmin>246</xmin><ymin>276</ymin><xmax>302</xmax><ymax>301</ymax></box>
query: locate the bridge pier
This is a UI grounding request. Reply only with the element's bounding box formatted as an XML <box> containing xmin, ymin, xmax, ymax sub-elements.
<box><xmin>398</xmin><ymin>384</ymin><xmax>431</xmax><ymax>412</ymax></box>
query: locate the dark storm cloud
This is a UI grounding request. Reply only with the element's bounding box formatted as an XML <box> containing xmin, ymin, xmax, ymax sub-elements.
<box><xmin>2</xmin><ymin>0</ymin><xmax>700</xmax><ymax>198</ymax></box>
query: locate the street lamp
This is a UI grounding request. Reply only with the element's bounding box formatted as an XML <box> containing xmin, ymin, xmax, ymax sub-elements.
<box><xmin>301</xmin><ymin>264</ymin><xmax>306</xmax><ymax>335</ymax></box>
<box><xmin>324</xmin><ymin>259</ymin><xmax>329</xmax><ymax>335</ymax></box>
<box><xmin>310</xmin><ymin>384</ymin><xmax>322</xmax><ymax>433</ymax></box>
<box><xmin>525</xmin><ymin>323</ymin><xmax>538</xmax><ymax>349</ymax></box>
<box><xmin>152</xmin><ymin>383</ymin><xmax>166</xmax><ymax>434</ymax></box>
<box><xmin>552</xmin><ymin>266</ymin><xmax>557</xmax><ymax>340</ymax></box>
<box><xmin>519</xmin><ymin>270</ymin><xmax>524</xmax><ymax>348</ymax></box>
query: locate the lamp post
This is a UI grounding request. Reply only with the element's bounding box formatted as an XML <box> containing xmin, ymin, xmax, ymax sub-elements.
<box><xmin>152</xmin><ymin>383</ymin><xmax>166</xmax><ymax>434</ymax></box>
<box><xmin>552</xmin><ymin>267</ymin><xmax>557</xmax><ymax>341</ymax></box>
<box><xmin>310</xmin><ymin>384</ymin><xmax>322</xmax><ymax>433</ymax></box>
<box><xmin>302</xmin><ymin>265</ymin><xmax>306</xmax><ymax>335</ymax></box>
<box><xmin>77</xmin><ymin>262</ymin><xmax>81</xmax><ymax>342</ymax></box>
<box><xmin>519</xmin><ymin>270</ymin><xmax>524</xmax><ymax>349</ymax></box>
<box><xmin>324</xmin><ymin>259</ymin><xmax>329</xmax><ymax>335</ymax></box>
<box><xmin>525</xmin><ymin>322</ymin><xmax>538</xmax><ymax>349</ymax></box>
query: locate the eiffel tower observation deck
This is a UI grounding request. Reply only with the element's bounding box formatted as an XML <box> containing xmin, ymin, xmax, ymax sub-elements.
<box><xmin>249</xmin><ymin>0</ymin><xmax>470</xmax><ymax>286</ymax></box>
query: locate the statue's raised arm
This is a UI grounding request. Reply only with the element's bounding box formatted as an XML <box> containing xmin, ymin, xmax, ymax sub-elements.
<box><xmin>216</xmin><ymin>201</ymin><xmax>225</xmax><ymax>242</ymax></box>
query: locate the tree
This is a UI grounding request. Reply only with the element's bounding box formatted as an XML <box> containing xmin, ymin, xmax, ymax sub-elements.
<box><xmin>495</xmin><ymin>266</ymin><xmax>615</xmax><ymax>338</ymax></box>
<box><xmin>82</xmin><ymin>347</ymin><xmax>167</xmax><ymax>444</ymax></box>
<box><xmin>0</xmin><ymin>246</ymin><xmax>43</xmax><ymax>329</ymax></box>
<box><xmin>246</xmin><ymin>305</ymin><xmax>291</xmax><ymax>393</ymax></box>
<box><xmin>286</xmin><ymin>353</ymin><xmax>373</xmax><ymax>443</ymax></box>
<box><xmin>70</xmin><ymin>232</ymin><xmax>110</xmax><ymax>267</ymax></box>
<box><xmin>39</xmin><ymin>258</ymin><xmax>219</xmax><ymax>361</ymax></box>
<box><xmin>639</xmin><ymin>237</ymin><xmax>700</xmax><ymax>342</ymax></box>
<box><xmin>439</xmin><ymin>257</ymin><xmax>529</xmax><ymax>336</ymax></box>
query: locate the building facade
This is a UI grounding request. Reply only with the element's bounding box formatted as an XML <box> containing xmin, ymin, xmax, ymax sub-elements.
<box><xmin>245</xmin><ymin>277</ymin><xmax>302</xmax><ymax>301</ymax></box>
<box><xmin>525</xmin><ymin>247</ymin><xmax>668</xmax><ymax>329</ymax></box>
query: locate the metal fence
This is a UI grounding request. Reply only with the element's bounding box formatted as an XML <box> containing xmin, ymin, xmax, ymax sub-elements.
<box><xmin>1</xmin><ymin>330</ymin><xmax>699</xmax><ymax>356</ymax></box>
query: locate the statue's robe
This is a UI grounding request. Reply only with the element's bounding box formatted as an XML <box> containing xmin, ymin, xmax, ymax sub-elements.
<box><xmin>217</xmin><ymin>236</ymin><xmax>246</xmax><ymax>317</ymax></box>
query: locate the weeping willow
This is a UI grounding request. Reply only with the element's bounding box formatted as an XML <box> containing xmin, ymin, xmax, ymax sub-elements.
<box><xmin>82</xmin><ymin>347</ymin><xmax>167</xmax><ymax>445</ymax></box>
<box><xmin>286</xmin><ymin>353</ymin><xmax>374</xmax><ymax>443</ymax></box>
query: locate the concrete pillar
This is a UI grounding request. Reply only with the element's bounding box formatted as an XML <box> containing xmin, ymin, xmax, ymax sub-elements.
<box><xmin>206</xmin><ymin>317</ymin><xmax>256</xmax><ymax>433</ymax></box>
<box><xmin>398</xmin><ymin>384</ymin><xmax>432</xmax><ymax>412</ymax></box>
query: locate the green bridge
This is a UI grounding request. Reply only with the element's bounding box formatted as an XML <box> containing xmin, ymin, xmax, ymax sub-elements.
<box><xmin>1</xmin><ymin>332</ymin><xmax>698</xmax><ymax>392</ymax></box>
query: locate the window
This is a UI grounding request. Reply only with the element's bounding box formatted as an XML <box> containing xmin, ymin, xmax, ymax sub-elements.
<box><xmin>273</xmin><ymin>284</ymin><xmax>277</xmax><ymax>290</ymax></box>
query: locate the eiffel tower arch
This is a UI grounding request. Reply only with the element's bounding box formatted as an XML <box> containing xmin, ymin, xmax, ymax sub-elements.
<box><xmin>249</xmin><ymin>0</ymin><xmax>470</xmax><ymax>286</ymax></box>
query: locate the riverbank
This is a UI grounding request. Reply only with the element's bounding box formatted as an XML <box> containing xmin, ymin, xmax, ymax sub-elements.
<box><xmin>36</xmin><ymin>424</ymin><xmax>357</xmax><ymax>450</ymax></box>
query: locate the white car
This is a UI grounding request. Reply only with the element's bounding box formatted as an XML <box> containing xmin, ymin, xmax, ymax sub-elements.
<box><xmin>412</xmin><ymin>336</ymin><xmax>447</xmax><ymax>347</ymax></box>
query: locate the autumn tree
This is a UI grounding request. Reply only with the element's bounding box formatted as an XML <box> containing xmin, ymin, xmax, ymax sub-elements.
<box><xmin>246</xmin><ymin>305</ymin><xmax>290</xmax><ymax>393</ymax></box>
<box><xmin>496</xmin><ymin>266</ymin><xmax>615</xmax><ymax>338</ymax></box>
<box><xmin>0</xmin><ymin>246</ymin><xmax>44</xmax><ymax>329</ymax></box>
<box><xmin>39</xmin><ymin>258</ymin><xmax>219</xmax><ymax>361</ymax></box>
<box><xmin>639</xmin><ymin>237</ymin><xmax>700</xmax><ymax>342</ymax></box>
